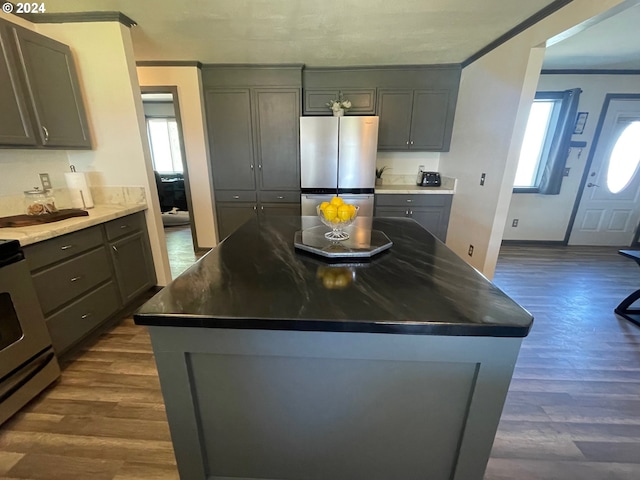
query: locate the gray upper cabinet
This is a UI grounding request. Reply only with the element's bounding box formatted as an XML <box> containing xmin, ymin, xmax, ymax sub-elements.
<box><xmin>12</xmin><ymin>24</ymin><xmax>91</xmax><ymax>148</ymax></box>
<box><xmin>376</xmin><ymin>90</ymin><xmax>414</xmax><ymax>149</ymax></box>
<box><xmin>205</xmin><ymin>89</ymin><xmax>256</xmax><ymax>191</ymax></box>
<box><xmin>0</xmin><ymin>21</ymin><xmax>36</xmax><ymax>146</ymax></box>
<box><xmin>377</xmin><ymin>88</ymin><xmax>454</xmax><ymax>151</ymax></box>
<box><xmin>254</xmin><ymin>88</ymin><xmax>300</xmax><ymax>191</ymax></box>
<box><xmin>303</xmin><ymin>88</ymin><xmax>376</xmax><ymax>115</ymax></box>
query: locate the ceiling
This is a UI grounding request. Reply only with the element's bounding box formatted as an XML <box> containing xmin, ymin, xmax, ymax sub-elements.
<box><xmin>39</xmin><ymin>0</ymin><xmax>640</xmax><ymax>69</ymax></box>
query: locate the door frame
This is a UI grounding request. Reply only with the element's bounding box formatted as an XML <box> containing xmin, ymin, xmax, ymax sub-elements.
<box><xmin>141</xmin><ymin>85</ymin><xmax>200</xmax><ymax>252</ymax></box>
<box><xmin>564</xmin><ymin>93</ymin><xmax>640</xmax><ymax>244</ymax></box>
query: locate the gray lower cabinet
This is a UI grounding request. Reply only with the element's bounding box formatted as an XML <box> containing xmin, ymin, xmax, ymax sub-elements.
<box><xmin>23</xmin><ymin>212</ymin><xmax>156</xmax><ymax>355</ymax></box>
<box><xmin>216</xmin><ymin>203</ymin><xmax>257</xmax><ymax>241</ymax></box>
<box><xmin>377</xmin><ymin>88</ymin><xmax>454</xmax><ymax>151</ymax></box>
<box><xmin>0</xmin><ymin>18</ymin><xmax>91</xmax><ymax>148</ymax></box>
<box><xmin>105</xmin><ymin>214</ymin><xmax>156</xmax><ymax>305</ymax></box>
<box><xmin>375</xmin><ymin>194</ymin><xmax>452</xmax><ymax>241</ymax></box>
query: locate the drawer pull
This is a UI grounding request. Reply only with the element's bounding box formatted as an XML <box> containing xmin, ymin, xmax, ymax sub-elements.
<box><xmin>233</xmin><ymin>195</ymin><xmax>240</xmax><ymax>199</ymax></box>
<box><xmin>119</xmin><ymin>224</ymin><xmax>129</xmax><ymax>229</ymax></box>
<box><xmin>112</xmin><ymin>245</ymin><xmax>119</xmax><ymax>253</ymax></box>
<box><xmin>406</xmin><ymin>199</ymin><xmax>413</xmax><ymax>203</ymax></box>
<box><xmin>70</xmin><ymin>276</ymin><xmax>83</xmax><ymax>282</ymax></box>
<box><xmin>60</xmin><ymin>244</ymin><xmax>74</xmax><ymax>251</ymax></box>
<box><xmin>81</xmin><ymin>313</ymin><xmax>92</xmax><ymax>320</ymax></box>
<box><xmin>42</xmin><ymin>126</ymin><xmax>49</xmax><ymax>144</ymax></box>
<box><xmin>277</xmin><ymin>196</ymin><xmax>284</xmax><ymax>199</ymax></box>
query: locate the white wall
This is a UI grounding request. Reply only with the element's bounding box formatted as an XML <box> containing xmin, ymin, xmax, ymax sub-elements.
<box><xmin>34</xmin><ymin>21</ymin><xmax>172</xmax><ymax>285</ymax></box>
<box><xmin>440</xmin><ymin>0</ymin><xmax>628</xmax><ymax>279</ymax></box>
<box><xmin>137</xmin><ymin>66</ymin><xmax>218</xmax><ymax>248</ymax></box>
<box><xmin>504</xmin><ymin>73</ymin><xmax>640</xmax><ymax>241</ymax></box>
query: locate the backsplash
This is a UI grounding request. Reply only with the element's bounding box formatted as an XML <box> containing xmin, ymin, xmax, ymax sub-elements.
<box><xmin>0</xmin><ymin>186</ymin><xmax>146</xmax><ymax>217</ymax></box>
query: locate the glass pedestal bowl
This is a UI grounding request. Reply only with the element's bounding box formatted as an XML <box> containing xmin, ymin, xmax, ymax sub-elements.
<box><xmin>317</xmin><ymin>205</ymin><xmax>359</xmax><ymax>241</ymax></box>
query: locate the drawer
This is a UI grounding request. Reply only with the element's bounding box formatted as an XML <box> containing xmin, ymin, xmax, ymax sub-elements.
<box><xmin>259</xmin><ymin>191</ymin><xmax>301</xmax><ymax>204</ymax></box>
<box><xmin>375</xmin><ymin>194</ymin><xmax>448</xmax><ymax>207</ymax></box>
<box><xmin>104</xmin><ymin>212</ymin><xmax>145</xmax><ymax>241</ymax></box>
<box><xmin>46</xmin><ymin>281</ymin><xmax>120</xmax><ymax>355</ymax></box>
<box><xmin>33</xmin><ymin>247</ymin><xmax>112</xmax><ymax>315</ymax></box>
<box><xmin>216</xmin><ymin>190</ymin><xmax>257</xmax><ymax>203</ymax></box>
<box><xmin>24</xmin><ymin>226</ymin><xmax>103</xmax><ymax>271</ymax></box>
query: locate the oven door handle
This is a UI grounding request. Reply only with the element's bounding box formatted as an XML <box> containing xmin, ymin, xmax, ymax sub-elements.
<box><xmin>0</xmin><ymin>351</ymin><xmax>56</xmax><ymax>404</ymax></box>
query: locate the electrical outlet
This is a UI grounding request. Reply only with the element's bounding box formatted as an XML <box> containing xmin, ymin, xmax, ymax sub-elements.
<box><xmin>512</xmin><ymin>219</ymin><xmax>519</xmax><ymax>227</ymax></box>
<box><xmin>563</xmin><ymin>167</ymin><xmax>570</xmax><ymax>177</ymax></box>
<box><xmin>480</xmin><ymin>173</ymin><xmax>486</xmax><ymax>186</ymax></box>
<box><xmin>468</xmin><ymin>245</ymin><xmax>474</xmax><ymax>256</ymax></box>
<box><xmin>39</xmin><ymin>173</ymin><xmax>52</xmax><ymax>190</ymax></box>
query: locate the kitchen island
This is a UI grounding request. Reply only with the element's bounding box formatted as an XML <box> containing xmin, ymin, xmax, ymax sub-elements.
<box><xmin>135</xmin><ymin>216</ymin><xmax>532</xmax><ymax>480</ymax></box>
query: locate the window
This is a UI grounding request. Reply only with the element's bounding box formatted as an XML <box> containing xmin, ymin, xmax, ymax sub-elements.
<box><xmin>513</xmin><ymin>88</ymin><xmax>581</xmax><ymax>194</ymax></box>
<box><xmin>606</xmin><ymin>120</ymin><xmax>640</xmax><ymax>194</ymax></box>
<box><xmin>146</xmin><ymin>118</ymin><xmax>184</xmax><ymax>174</ymax></box>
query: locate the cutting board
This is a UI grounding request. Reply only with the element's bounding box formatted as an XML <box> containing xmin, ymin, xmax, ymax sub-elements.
<box><xmin>0</xmin><ymin>209</ymin><xmax>89</xmax><ymax>228</ymax></box>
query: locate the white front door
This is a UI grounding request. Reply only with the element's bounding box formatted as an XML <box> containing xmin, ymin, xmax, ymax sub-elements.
<box><xmin>569</xmin><ymin>97</ymin><xmax>640</xmax><ymax>246</ymax></box>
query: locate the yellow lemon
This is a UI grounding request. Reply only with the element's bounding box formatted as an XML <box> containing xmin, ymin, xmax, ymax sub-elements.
<box><xmin>330</xmin><ymin>196</ymin><xmax>344</xmax><ymax>207</ymax></box>
<box><xmin>348</xmin><ymin>204</ymin><xmax>356</xmax><ymax>218</ymax></box>
<box><xmin>337</xmin><ymin>204</ymin><xmax>351</xmax><ymax>222</ymax></box>
<box><xmin>323</xmin><ymin>204</ymin><xmax>337</xmax><ymax>221</ymax></box>
<box><xmin>319</xmin><ymin>201</ymin><xmax>330</xmax><ymax>211</ymax></box>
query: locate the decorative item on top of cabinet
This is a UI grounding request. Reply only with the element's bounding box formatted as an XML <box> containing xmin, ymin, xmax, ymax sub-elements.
<box><xmin>377</xmin><ymin>89</ymin><xmax>454</xmax><ymax>151</ymax></box>
<box><xmin>0</xmin><ymin>18</ymin><xmax>91</xmax><ymax>148</ymax></box>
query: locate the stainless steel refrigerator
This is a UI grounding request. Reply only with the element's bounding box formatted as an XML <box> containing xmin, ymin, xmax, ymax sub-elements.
<box><xmin>300</xmin><ymin>116</ymin><xmax>379</xmax><ymax>217</ymax></box>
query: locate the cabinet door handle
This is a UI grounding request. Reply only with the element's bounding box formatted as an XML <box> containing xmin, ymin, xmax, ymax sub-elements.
<box><xmin>250</xmin><ymin>164</ymin><xmax>254</xmax><ymax>170</ymax></box>
<box><xmin>112</xmin><ymin>245</ymin><xmax>118</xmax><ymax>253</ymax></box>
<box><xmin>81</xmin><ymin>312</ymin><xmax>93</xmax><ymax>320</ymax></box>
<box><xmin>70</xmin><ymin>275</ymin><xmax>82</xmax><ymax>282</ymax></box>
<box><xmin>42</xmin><ymin>126</ymin><xmax>49</xmax><ymax>144</ymax></box>
<box><xmin>258</xmin><ymin>164</ymin><xmax>262</xmax><ymax>170</ymax></box>
<box><xmin>410</xmin><ymin>141</ymin><xmax>414</xmax><ymax>145</ymax></box>
<box><xmin>60</xmin><ymin>244</ymin><xmax>74</xmax><ymax>251</ymax></box>
<box><xmin>409</xmin><ymin>209</ymin><xmax>413</xmax><ymax>216</ymax></box>
<box><xmin>406</xmin><ymin>141</ymin><xmax>409</xmax><ymax>145</ymax></box>
<box><xmin>261</xmin><ymin>205</ymin><xmax>264</xmax><ymax>211</ymax></box>
<box><xmin>253</xmin><ymin>205</ymin><xmax>257</xmax><ymax>211</ymax></box>
<box><xmin>405</xmin><ymin>209</ymin><xmax>409</xmax><ymax>215</ymax></box>
<box><xmin>119</xmin><ymin>224</ymin><xmax>129</xmax><ymax>229</ymax></box>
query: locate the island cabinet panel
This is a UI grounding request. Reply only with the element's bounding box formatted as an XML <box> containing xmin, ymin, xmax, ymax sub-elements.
<box><xmin>303</xmin><ymin>88</ymin><xmax>376</xmax><ymax>115</ymax></box>
<box><xmin>0</xmin><ymin>21</ymin><xmax>36</xmax><ymax>146</ymax></box>
<box><xmin>23</xmin><ymin>213</ymin><xmax>156</xmax><ymax>355</ymax></box>
<box><xmin>149</xmin><ymin>328</ymin><xmax>523</xmax><ymax>480</ymax></box>
<box><xmin>205</xmin><ymin>89</ymin><xmax>256</xmax><ymax>191</ymax></box>
<box><xmin>11</xmin><ymin>23</ymin><xmax>91</xmax><ymax>148</ymax></box>
<box><xmin>253</xmin><ymin>88</ymin><xmax>300</xmax><ymax>191</ymax></box>
<box><xmin>375</xmin><ymin>194</ymin><xmax>452</xmax><ymax>241</ymax></box>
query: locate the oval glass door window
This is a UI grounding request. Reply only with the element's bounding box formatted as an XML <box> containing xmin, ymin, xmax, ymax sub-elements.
<box><xmin>607</xmin><ymin>121</ymin><xmax>640</xmax><ymax>194</ymax></box>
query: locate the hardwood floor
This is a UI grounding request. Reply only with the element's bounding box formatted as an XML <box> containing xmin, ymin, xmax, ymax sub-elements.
<box><xmin>163</xmin><ymin>225</ymin><xmax>201</xmax><ymax>279</ymax></box>
<box><xmin>1</xmin><ymin>244</ymin><xmax>639</xmax><ymax>479</ymax></box>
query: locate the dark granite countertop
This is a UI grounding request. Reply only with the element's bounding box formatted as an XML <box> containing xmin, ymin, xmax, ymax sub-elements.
<box><xmin>134</xmin><ymin>216</ymin><xmax>533</xmax><ymax>337</ymax></box>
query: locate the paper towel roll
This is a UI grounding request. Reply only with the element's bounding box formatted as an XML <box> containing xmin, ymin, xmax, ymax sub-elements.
<box><xmin>65</xmin><ymin>172</ymin><xmax>94</xmax><ymax>209</ymax></box>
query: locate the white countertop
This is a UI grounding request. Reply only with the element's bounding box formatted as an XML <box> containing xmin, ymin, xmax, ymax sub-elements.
<box><xmin>375</xmin><ymin>176</ymin><xmax>456</xmax><ymax>194</ymax></box>
<box><xmin>0</xmin><ymin>204</ymin><xmax>147</xmax><ymax>246</ymax></box>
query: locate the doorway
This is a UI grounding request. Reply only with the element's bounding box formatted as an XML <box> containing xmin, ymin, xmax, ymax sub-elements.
<box><xmin>141</xmin><ymin>87</ymin><xmax>199</xmax><ymax>277</ymax></box>
<box><xmin>568</xmin><ymin>95</ymin><xmax>640</xmax><ymax>246</ymax></box>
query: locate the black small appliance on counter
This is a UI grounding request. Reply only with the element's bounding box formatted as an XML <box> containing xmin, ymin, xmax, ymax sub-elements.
<box><xmin>417</xmin><ymin>171</ymin><xmax>442</xmax><ymax>187</ymax></box>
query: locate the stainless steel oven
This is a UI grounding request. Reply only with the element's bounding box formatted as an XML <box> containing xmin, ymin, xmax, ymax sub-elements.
<box><xmin>0</xmin><ymin>239</ymin><xmax>60</xmax><ymax>426</ymax></box>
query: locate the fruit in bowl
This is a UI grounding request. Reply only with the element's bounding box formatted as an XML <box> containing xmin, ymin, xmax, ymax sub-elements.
<box><xmin>317</xmin><ymin>197</ymin><xmax>359</xmax><ymax>241</ymax></box>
